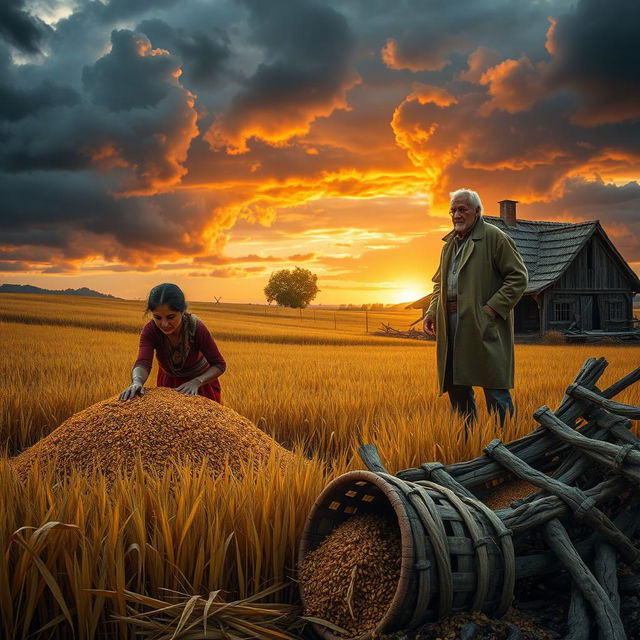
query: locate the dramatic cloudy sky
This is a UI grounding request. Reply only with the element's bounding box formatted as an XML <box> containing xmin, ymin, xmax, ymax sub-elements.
<box><xmin>0</xmin><ymin>0</ymin><xmax>638</xmax><ymax>303</ymax></box>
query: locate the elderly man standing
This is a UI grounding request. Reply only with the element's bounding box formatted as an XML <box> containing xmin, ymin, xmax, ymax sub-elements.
<box><xmin>424</xmin><ymin>188</ymin><xmax>528</xmax><ymax>427</ymax></box>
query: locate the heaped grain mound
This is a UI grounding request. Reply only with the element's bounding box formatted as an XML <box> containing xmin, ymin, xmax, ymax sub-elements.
<box><xmin>299</xmin><ymin>512</ymin><xmax>401</xmax><ymax>638</ymax></box>
<box><xmin>11</xmin><ymin>387</ymin><xmax>295</xmax><ymax>478</ymax></box>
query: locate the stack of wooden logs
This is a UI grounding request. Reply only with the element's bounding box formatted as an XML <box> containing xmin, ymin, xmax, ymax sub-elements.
<box><xmin>374</xmin><ymin>323</ymin><xmax>432</xmax><ymax>340</ymax></box>
<box><xmin>372</xmin><ymin>357</ymin><xmax>640</xmax><ymax>639</ymax></box>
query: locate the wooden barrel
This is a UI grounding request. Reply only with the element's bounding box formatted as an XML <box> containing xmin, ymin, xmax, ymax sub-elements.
<box><xmin>298</xmin><ymin>470</ymin><xmax>515</xmax><ymax>640</ymax></box>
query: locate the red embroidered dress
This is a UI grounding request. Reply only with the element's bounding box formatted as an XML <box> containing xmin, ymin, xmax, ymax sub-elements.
<box><xmin>133</xmin><ymin>313</ymin><xmax>226</xmax><ymax>402</ymax></box>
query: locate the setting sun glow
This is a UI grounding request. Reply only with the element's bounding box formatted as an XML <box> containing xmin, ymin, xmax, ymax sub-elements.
<box><xmin>392</xmin><ymin>286</ymin><xmax>428</xmax><ymax>305</ymax></box>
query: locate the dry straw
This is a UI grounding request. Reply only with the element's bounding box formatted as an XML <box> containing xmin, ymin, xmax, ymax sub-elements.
<box><xmin>92</xmin><ymin>583</ymin><xmax>300</xmax><ymax>640</ymax></box>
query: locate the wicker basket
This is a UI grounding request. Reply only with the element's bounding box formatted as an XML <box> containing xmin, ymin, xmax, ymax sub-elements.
<box><xmin>298</xmin><ymin>470</ymin><xmax>514</xmax><ymax>639</ymax></box>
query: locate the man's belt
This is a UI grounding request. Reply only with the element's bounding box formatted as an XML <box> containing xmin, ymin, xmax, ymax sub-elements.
<box><xmin>446</xmin><ymin>299</ymin><xmax>458</xmax><ymax>314</ymax></box>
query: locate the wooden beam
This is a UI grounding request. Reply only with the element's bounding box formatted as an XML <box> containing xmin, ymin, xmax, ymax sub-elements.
<box><xmin>565</xmin><ymin>582</ymin><xmax>591</xmax><ymax>640</ymax></box>
<box><xmin>484</xmin><ymin>439</ymin><xmax>639</xmax><ymax>565</ymax></box>
<box><xmin>543</xmin><ymin>519</ymin><xmax>626</xmax><ymax>640</ymax></box>
<box><xmin>566</xmin><ymin>384</ymin><xmax>640</xmax><ymax>419</ymax></box>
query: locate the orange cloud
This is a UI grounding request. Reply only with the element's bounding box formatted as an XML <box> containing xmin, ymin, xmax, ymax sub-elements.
<box><xmin>183</xmin><ymin>168</ymin><xmax>426</xmax><ymax>227</ymax></box>
<box><xmin>194</xmin><ymin>252</ymin><xmax>317</xmax><ymax>265</ymax></box>
<box><xmin>457</xmin><ymin>47</ymin><xmax>501</xmax><ymax>83</ymax></box>
<box><xmin>206</xmin><ymin>266</ymin><xmax>268</xmax><ymax>278</ymax></box>
<box><xmin>389</xmin><ymin>89</ymin><xmax>586</xmax><ymax>213</ymax></box>
<box><xmin>479</xmin><ymin>56</ymin><xmax>549</xmax><ymax>115</ymax></box>
<box><xmin>545</xmin><ymin>17</ymin><xmax>558</xmax><ymax>56</ymax></box>
<box><xmin>381</xmin><ymin>39</ymin><xmax>411</xmax><ymax>70</ymax></box>
<box><xmin>381</xmin><ymin>38</ymin><xmax>457</xmax><ymax>72</ymax></box>
<box><xmin>390</xmin><ymin>94</ymin><xmax>462</xmax><ymax>189</ymax></box>
<box><xmin>205</xmin><ymin>77</ymin><xmax>360</xmax><ymax>155</ymax></box>
<box><xmin>407</xmin><ymin>83</ymin><xmax>458</xmax><ymax>108</ymax></box>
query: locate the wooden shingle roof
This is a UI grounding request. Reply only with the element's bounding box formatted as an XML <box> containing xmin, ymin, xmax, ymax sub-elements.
<box><xmin>484</xmin><ymin>216</ymin><xmax>640</xmax><ymax>294</ymax></box>
<box><xmin>484</xmin><ymin>216</ymin><xmax>596</xmax><ymax>294</ymax></box>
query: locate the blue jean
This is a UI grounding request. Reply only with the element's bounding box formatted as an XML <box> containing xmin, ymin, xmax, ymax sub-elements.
<box><xmin>445</xmin><ymin>312</ymin><xmax>514</xmax><ymax>428</ymax></box>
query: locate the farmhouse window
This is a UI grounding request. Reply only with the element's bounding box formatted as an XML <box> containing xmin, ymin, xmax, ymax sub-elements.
<box><xmin>606</xmin><ymin>299</ymin><xmax>625</xmax><ymax>321</ymax></box>
<box><xmin>553</xmin><ymin>299</ymin><xmax>574</xmax><ymax>322</ymax></box>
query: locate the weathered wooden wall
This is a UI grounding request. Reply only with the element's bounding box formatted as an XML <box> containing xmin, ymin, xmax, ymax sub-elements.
<box><xmin>540</xmin><ymin>235</ymin><xmax>635</xmax><ymax>332</ymax></box>
<box><xmin>557</xmin><ymin>235</ymin><xmax>632</xmax><ymax>291</ymax></box>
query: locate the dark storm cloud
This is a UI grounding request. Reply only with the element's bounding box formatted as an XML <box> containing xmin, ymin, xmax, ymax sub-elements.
<box><xmin>0</xmin><ymin>0</ymin><xmax>49</xmax><ymax>53</ymax></box>
<box><xmin>99</xmin><ymin>0</ymin><xmax>179</xmax><ymax>22</ymax></box>
<box><xmin>1</xmin><ymin>30</ymin><xmax>198</xmax><ymax>193</ymax></box>
<box><xmin>352</xmin><ymin>0</ymin><xmax>568</xmax><ymax>73</ymax></box>
<box><xmin>136</xmin><ymin>19</ymin><xmax>231</xmax><ymax>89</ymax></box>
<box><xmin>83</xmin><ymin>29</ymin><xmax>184</xmax><ymax>111</ymax></box>
<box><xmin>0</xmin><ymin>44</ymin><xmax>79</xmax><ymax>122</ymax></box>
<box><xmin>527</xmin><ymin>178</ymin><xmax>640</xmax><ymax>227</ymax></box>
<box><xmin>0</xmin><ymin>78</ymin><xmax>78</xmax><ymax>122</ymax></box>
<box><xmin>0</xmin><ymin>170</ymin><xmax>218</xmax><ymax>263</ymax></box>
<box><xmin>206</xmin><ymin>0</ymin><xmax>360</xmax><ymax>152</ymax></box>
<box><xmin>37</xmin><ymin>0</ymin><xmax>209</xmax><ymax>93</ymax></box>
<box><xmin>545</xmin><ymin>0</ymin><xmax>640</xmax><ymax>125</ymax></box>
<box><xmin>50</xmin><ymin>0</ymin><xmax>180</xmax><ymax>39</ymax></box>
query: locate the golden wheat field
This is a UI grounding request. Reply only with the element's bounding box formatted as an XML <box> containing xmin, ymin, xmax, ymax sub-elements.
<box><xmin>0</xmin><ymin>293</ymin><xmax>638</xmax><ymax>639</ymax></box>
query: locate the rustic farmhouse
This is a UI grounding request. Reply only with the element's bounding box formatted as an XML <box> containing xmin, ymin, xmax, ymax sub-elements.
<box><xmin>412</xmin><ymin>201</ymin><xmax>640</xmax><ymax>335</ymax></box>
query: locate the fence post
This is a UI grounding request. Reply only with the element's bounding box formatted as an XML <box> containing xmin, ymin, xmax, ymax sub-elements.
<box><xmin>365</xmin><ymin>310</ymin><xmax>369</xmax><ymax>333</ymax></box>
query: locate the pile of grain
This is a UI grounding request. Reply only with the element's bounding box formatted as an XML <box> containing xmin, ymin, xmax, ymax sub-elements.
<box><xmin>299</xmin><ymin>513</ymin><xmax>401</xmax><ymax>638</ymax></box>
<box><xmin>11</xmin><ymin>387</ymin><xmax>295</xmax><ymax>478</ymax></box>
<box><xmin>483</xmin><ymin>479</ymin><xmax>538</xmax><ymax>510</ymax></box>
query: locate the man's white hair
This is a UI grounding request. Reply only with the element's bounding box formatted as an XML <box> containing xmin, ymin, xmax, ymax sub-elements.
<box><xmin>450</xmin><ymin>188</ymin><xmax>483</xmax><ymax>214</ymax></box>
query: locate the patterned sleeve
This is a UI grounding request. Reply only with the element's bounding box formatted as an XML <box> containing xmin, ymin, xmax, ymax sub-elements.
<box><xmin>195</xmin><ymin>320</ymin><xmax>226</xmax><ymax>373</ymax></box>
<box><xmin>133</xmin><ymin>321</ymin><xmax>156</xmax><ymax>372</ymax></box>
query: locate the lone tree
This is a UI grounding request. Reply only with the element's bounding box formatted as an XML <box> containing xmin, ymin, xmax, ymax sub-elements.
<box><xmin>264</xmin><ymin>267</ymin><xmax>319</xmax><ymax>308</ymax></box>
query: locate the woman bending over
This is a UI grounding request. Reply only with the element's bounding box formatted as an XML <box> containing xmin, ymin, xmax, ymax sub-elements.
<box><xmin>119</xmin><ymin>283</ymin><xmax>225</xmax><ymax>402</ymax></box>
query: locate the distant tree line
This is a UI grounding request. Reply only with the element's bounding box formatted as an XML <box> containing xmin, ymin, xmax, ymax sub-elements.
<box><xmin>339</xmin><ymin>303</ymin><xmax>392</xmax><ymax>310</ymax></box>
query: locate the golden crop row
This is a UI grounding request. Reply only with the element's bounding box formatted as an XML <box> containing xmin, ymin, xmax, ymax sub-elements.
<box><xmin>0</xmin><ymin>293</ymin><xmax>426</xmax><ymax>346</ymax></box>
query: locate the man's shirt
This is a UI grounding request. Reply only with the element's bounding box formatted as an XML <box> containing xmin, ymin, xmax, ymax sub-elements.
<box><xmin>446</xmin><ymin>233</ymin><xmax>471</xmax><ymax>302</ymax></box>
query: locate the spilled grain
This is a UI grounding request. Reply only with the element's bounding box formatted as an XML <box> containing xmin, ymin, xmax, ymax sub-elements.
<box><xmin>299</xmin><ymin>513</ymin><xmax>401</xmax><ymax>638</ymax></box>
<box><xmin>483</xmin><ymin>479</ymin><xmax>538</xmax><ymax>510</ymax></box>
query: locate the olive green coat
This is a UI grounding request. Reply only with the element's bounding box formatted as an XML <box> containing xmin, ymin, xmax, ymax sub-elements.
<box><xmin>426</xmin><ymin>217</ymin><xmax>528</xmax><ymax>392</ymax></box>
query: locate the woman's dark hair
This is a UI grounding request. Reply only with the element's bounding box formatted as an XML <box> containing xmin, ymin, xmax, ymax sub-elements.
<box><xmin>146</xmin><ymin>283</ymin><xmax>187</xmax><ymax>312</ymax></box>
